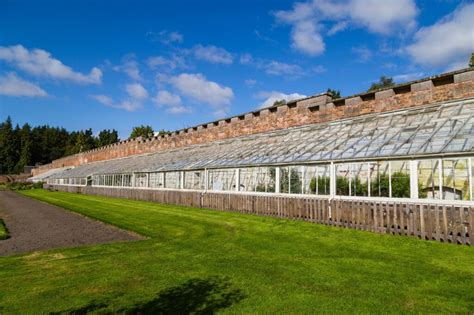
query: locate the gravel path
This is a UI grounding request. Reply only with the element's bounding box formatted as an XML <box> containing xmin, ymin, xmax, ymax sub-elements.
<box><xmin>0</xmin><ymin>190</ymin><xmax>141</xmax><ymax>256</ymax></box>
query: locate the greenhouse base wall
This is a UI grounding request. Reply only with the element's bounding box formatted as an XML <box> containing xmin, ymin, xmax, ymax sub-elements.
<box><xmin>45</xmin><ymin>184</ymin><xmax>474</xmax><ymax>246</ymax></box>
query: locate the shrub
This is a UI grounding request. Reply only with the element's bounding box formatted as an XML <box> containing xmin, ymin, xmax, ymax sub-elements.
<box><xmin>309</xmin><ymin>176</ymin><xmax>330</xmax><ymax>195</ymax></box>
<box><xmin>6</xmin><ymin>182</ymin><xmax>44</xmax><ymax>191</ymax></box>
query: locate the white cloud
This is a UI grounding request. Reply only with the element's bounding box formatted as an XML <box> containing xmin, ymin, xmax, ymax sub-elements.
<box><xmin>90</xmin><ymin>94</ymin><xmax>113</xmax><ymax>106</ymax></box>
<box><xmin>194</xmin><ymin>45</ymin><xmax>233</xmax><ymax>64</ymax></box>
<box><xmin>147</xmin><ymin>54</ymin><xmax>188</xmax><ymax>71</ymax></box>
<box><xmin>264</xmin><ymin>61</ymin><xmax>302</xmax><ymax>76</ymax></box>
<box><xmin>91</xmin><ymin>83</ymin><xmax>147</xmax><ymax>112</ymax></box>
<box><xmin>153</xmin><ymin>90</ymin><xmax>191</xmax><ymax>114</ymax></box>
<box><xmin>393</xmin><ymin>72</ymin><xmax>425</xmax><ymax>82</ymax></box>
<box><xmin>0</xmin><ymin>72</ymin><xmax>47</xmax><ymax>97</ymax></box>
<box><xmin>116</xmin><ymin>100</ymin><xmax>143</xmax><ymax>111</ymax></box>
<box><xmin>240</xmin><ymin>55</ymin><xmax>305</xmax><ymax>77</ymax></box>
<box><xmin>240</xmin><ymin>53</ymin><xmax>253</xmax><ymax>65</ymax></box>
<box><xmin>311</xmin><ymin>65</ymin><xmax>326</xmax><ymax>73</ymax></box>
<box><xmin>352</xmin><ymin>46</ymin><xmax>372</xmax><ymax>62</ymax></box>
<box><xmin>169</xmin><ymin>73</ymin><xmax>234</xmax><ymax>116</ymax></box>
<box><xmin>154</xmin><ymin>90</ymin><xmax>182</xmax><ymax>106</ymax></box>
<box><xmin>327</xmin><ymin>21</ymin><xmax>348</xmax><ymax>36</ymax></box>
<box><xmin>0</xmin><ymin>45</ymin><xmax>102</xmax><ymax>84</ymax></box>
<box><xmin>274</xmin><ymin>0</ymin><xmax>418</xmax><ymax>56</ymax></box>
<box><xmin>245</xmin><ymin>79</ymin><xmax>257</xmax><ymax>87</ymax></box>
<box><xmin>147</xmin><ymin>30</ymin><xmax>184</xmax><ymax>45</ymax></box>
<box><xmin>291</xmin><ymin>20</ymin><xmax>325</xmax><ymax>55</ymax></box>
<box><xmin>256</xmin><ymin>91</ymin><xmax>307</xmax><ymax>108</ymax></box>
<box><xmin>406</xmin><ymin>3</ymin><xmax>474</xmax><ymax>70</ymax></box>
<box><xmin>126</xmin><ymin>83</ymin><xmax>148</xmax><ymax>100</ymax></box>
<box><xmin>343</xmin><ymin>0</ymin><xmax>417</xmax><ymax>34</ymax></box>
<box><xmin>113</xmin><ymin>54</ymin><xmax>141</xmax><ymax>81</ymax></box>
<box><xmin>90</xmin><ymin>94</ymin><xmax>143</xmax><ymax>112</ymax></box>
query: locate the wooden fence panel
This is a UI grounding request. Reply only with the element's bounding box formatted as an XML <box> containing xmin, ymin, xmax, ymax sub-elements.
<box><xmin>45</xmin><ymin>184</ymin><xmax>473</xmax><ymax>245</ymax></box>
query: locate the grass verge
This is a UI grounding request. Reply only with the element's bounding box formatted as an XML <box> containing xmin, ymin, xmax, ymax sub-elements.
<box><xmin>0</xmin><ymin>189</ymin><xmax>473</xmax><ymax>314</ymax></box>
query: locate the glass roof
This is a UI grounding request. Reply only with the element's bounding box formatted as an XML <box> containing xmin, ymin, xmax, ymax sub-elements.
<box><xmin>36</xmin><ymin>98</ymin><xmax>474</xmax><ymax>180</ymax></box>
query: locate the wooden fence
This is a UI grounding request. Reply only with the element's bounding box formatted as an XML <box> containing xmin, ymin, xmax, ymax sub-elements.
<box><xmin>45</xmin><ymin>185</ymin><xmax>474</xmax><ymax>245</ymax></box>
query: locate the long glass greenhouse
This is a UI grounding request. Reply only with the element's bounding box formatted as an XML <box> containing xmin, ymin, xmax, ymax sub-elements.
<box><xmin>34</xmin><ymin>98</ymin><xmax>474</xmax><ymax>202</ymax></box>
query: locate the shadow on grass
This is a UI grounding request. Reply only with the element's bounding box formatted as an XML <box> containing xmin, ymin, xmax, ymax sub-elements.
<box><xmin>53</xmin><ymin>276</ymin><xmax>245</xmax><ymax>315</ymax></box>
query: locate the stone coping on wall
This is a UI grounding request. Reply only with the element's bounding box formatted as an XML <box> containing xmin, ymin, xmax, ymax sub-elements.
<box><xmin>32</xmin><ymin>67</ymin><xmax>474</xmax><ymax>176</ymax></box>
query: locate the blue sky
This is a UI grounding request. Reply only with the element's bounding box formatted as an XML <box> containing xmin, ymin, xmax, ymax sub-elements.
<box><xmin>1</xmin><ymin>0</ymin><xmax>473</xmax><ymax>139</ymax></box>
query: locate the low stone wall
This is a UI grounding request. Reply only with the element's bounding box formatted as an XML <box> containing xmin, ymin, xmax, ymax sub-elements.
<box><xmin>33</xmin><ymin>68</ymin><xmax>474</xmax><ymax>176</ymax></box>
<box><xmin>46</xmin><ymin>184</ymin><xmax>474</xmax><ymax>245</ymax></box>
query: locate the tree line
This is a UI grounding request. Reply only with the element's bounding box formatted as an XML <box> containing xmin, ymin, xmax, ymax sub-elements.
<box><xmin>0</xmin><ymin>117</ymin><xmax>170</xmax><ymax>175</ymax></box>
<box><xmin>0</xmin><ymin>116</ymin><xmax>119</xmax><ymax>174</ymax></box>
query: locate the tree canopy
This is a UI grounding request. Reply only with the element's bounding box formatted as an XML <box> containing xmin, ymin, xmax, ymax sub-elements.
<box><xmin>0</xmin><ymin>117</ymin><xmax>120</xmax><ymax>174</ymax></box>
<box><xmin>130</xmin><ymin>125</ymin><xmax>154</xmax><ymax>140</ymax></box>
<box><xmin>327</xmin><ymin>88</ymin><xmax>341</xmax><ymax>99</ymax></box>
<box><xmin>368</xmin><ymin>76</ymin><xmax>395</xmax><ymax>92</ymax></box>
<box><xmin>272</xmin><ymin>99</ymin><xmax>287</xmax><ymax>107</ymax></box>
<box><xmin>98</xmin><ymin>129</ymin><xmax>119</xmax><ymax>147</ymax></box>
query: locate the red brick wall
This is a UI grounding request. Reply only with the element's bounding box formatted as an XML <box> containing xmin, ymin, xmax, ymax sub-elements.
<box><xmin>32</xmin><ymin>69</ymin><xmax>474</xmax><ymax>176</ymax></box>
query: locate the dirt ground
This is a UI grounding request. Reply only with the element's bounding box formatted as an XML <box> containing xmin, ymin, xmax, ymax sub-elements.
<box><xmin>0</xmin><ymin>190</ymin><xmax>142</xmax><ymax>256</ymax></box>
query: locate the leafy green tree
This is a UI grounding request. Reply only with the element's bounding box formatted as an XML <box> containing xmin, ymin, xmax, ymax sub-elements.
<box><xmin>98</xmin><ymin>129</ymin><xmax>119</xmax><ymax>147</ymax></box>
<box><xmin>391</xmin><ymin>172</ymin><xmax>411</xmax><ymax>198</ymax></box>
<box><xmin>0</xmin><ymin>117</ymin><xmax>16</xmax><ymax>174</ymax></box>
<box><xmin>255</xmin><ymin>167</ymin><xmax>276</xmax><ymax>193</ymax></box>
<box><xmin>470</xmin><ymin>52</ymin><xmax>474</xmax><ymax>67</ymax></box>
<box><xmin>280</xmin><ymin>168</ymin><xmax>302</xmax><ymax>194</ymax></box>
<box><xmin>309</xmin><ymin>176</ymin><xmax>330</xmax><ymax>195</ymax></box>
<box><xmin>336</xmin><ymin>176</ymin><xmax>350</xmax><ymax>195</ymax></box>
<box><xmin>155</xmin><ymin>129</ymin><xmax>169</xmax><ymax>136</ymax></box>
<box><xmin>15</xmin><ymin>123</ymin><xmax>32</xmax><ymax>173</ymax></box>
<box><xmin>130</xmin><ymin>125</ymin><xmax>154</xmax><ymax>140</ymax></box>
<box><xmin>327</xmin><ymin>88</ymin><xmax>341</xmax><ymax>99</ymax></box>
<box><xmin>371</xmin><ymin>174</ymin><xmax>390</xmax><ymax>197</ymax></box>
<box><xmin>368</xmin><ymin>76</ymin><xmax>395</xmax><ymax>91</ymax></box>
<box><xmin>273</xmin><ymin>99</ymin><xmax>286</xmax><ymax>107</ymax></box>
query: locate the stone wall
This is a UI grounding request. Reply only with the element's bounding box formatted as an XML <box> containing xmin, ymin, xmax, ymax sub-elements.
<box><xmin>33</xmin><ymin>68</ymin><xmax>474</xmax><ymax>176</ymax></box>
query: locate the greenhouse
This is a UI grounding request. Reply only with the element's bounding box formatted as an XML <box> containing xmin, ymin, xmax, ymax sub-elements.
<box><xmin>38</xmin><ymin>97</ymin><xmax>474</xmax><ymax>202</ymax></box>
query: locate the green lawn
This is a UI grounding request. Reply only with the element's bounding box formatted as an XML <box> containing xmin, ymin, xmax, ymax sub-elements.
<box><xmin>0</xmin><ymin>189</ymin><xmax>473</xmax><ymax>314</ymax></box>
<box><xmin>0</xmin><ymin>219</ymin><xmax>7</xmax><ymax>240</ymax></box>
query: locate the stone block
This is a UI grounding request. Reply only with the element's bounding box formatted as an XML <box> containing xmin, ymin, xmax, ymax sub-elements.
<box><xmin>260</xmin><ymin>108</ymin><xmax>270</xmax><ymax>116</ymax></box>
<box><xmin>454</xmin><ymin>70</ymin><xmax>474</xmax><ymax>83</ymax></box>
<box><xmin>346</xmin><ymin>96</ymin><xmax>362</xmax><ymax>106</ymax></box>
<box><xmin>411</xmin><ymin>80</ymin><xmax>433</xmax><ymax>92</ymax></box>
<box><xmin>375</xmin><ymin>89</ymin><xmax>395</xmax><ymax>100</ymax></box>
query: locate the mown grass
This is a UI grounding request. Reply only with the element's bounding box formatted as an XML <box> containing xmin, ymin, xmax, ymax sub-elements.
<box><xmin>0</xmin><ymin>189</ymin><xmax>473</xmax><ymax>314</ymax></box>
<box><xmin>0</xmin><ymin>219</ymin><xmax>8</xmax><ymax>240</ymax></box>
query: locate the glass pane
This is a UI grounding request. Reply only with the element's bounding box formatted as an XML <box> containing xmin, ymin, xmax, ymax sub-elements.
<box><xmin>335</xmin><ymin>163</ymin><xmax>368</xmax><ymax>196</ymax></box>
<box><xmin>335</xmin><ymin>164</ymin><xmax>351</xmax><ymax>196</ymax></box>
<box><xmin>208</xmin><ymin>169</ymin><xmax>236</xmax><ymax>191</ymax></box>
<box><xmin>280</xmin><ymin>166</ymin><xmax>303</xmax><ymax>194</ymax></box>
<box><xmin>134</xmin><ymin>173</ymin><xmax>148</xmax><ymax>188</ymax></box>
<box><xmin>165</xmin><ymin>172</ymin><xmax>181</xmax><ymax>189</ymax></box>
<box><xmin>442</xmin><ymin>159</ymin><xmax>470</xmax><ymax>200</ymax></box>
<box><xmin>370</xmin><ymin>162</ymin><xmax>390</xmax><ymax>197</ymax></box>
<box><xmin>353</xmin><ymin>163</ymin><xmax>369</xmax><ymax>197</ymax></box>
<box><xmin>149</xmin><ymin>172</ymin><xmax>164</xmax><ymax>188</ymax></box>
<box><xmin>305</xmin><ymin>165</ymin><xmax>330</xmax><ymax>195</ymax></box>
<box><xmin>240</xmin><ymin>167</ymin><xmax>276</xmax><ymax>193</ymax></box>
<box><xmin>390</xmin><ymin>161</ymin><xmax>410</xmax><ymax>198</ymax></box>
<box><xmin>123</xmin><ymin>174</ymin><xmax>132</xmax><ymax>187</ymax></box>
<box><xmin>184</xmin><ymin>171</ymin><xmax>205</xmax><ymax>190</ymax></box>
<box><xmin>418</xmin><ymin>159</ymin><xmax>441</xmax><ymax>199</ymax></box>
